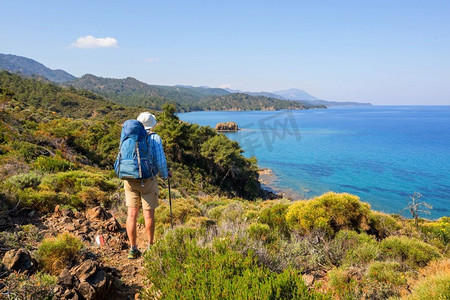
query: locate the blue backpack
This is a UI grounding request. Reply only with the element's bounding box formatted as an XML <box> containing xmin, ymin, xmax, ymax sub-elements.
<box><xmin>114</xmin><ymin>120</ymin><xmax>154</xmax><ymax>179</ymax></box>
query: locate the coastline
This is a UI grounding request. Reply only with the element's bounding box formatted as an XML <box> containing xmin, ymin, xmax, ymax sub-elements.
<box><xmin>258</xmin><ymin>168</ymin><xmax>303</xmax><ymax>200</ymax></box>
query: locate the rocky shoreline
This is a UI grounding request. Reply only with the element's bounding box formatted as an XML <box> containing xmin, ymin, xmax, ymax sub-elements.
<box><xmin>258</xmin><ymin>168</ymin><xmax>302</xmax><ymax>200</ymax></box>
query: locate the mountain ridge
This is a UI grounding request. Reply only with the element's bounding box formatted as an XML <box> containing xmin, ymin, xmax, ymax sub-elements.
<box><xmin>0</xmin><ymin>53</ymin><xmax>370</xmax><ymax>107</ymax></box>
<box><xmin>0</xmin><ymin>53</ymin><xmax>76</xmax><ymax>83</ymax></box>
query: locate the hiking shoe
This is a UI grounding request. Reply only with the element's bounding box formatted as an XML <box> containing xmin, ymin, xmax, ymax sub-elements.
<box><xmin>128</xmin><ymin>248</ymin><xmax>141</xmax><ymax>259</ymax></box>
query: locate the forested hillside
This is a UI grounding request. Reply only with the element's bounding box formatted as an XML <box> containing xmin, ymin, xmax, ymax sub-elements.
<box><xmin>70</xmin><ymin>74</ymin><xmax>317</xmax><ymax>111</ymax></box>
<box><xmin>0</xmin><ymin>71</ymin><xmax>140</xmax><ymax>120</ymax></box>
<box><xmin>198</xmin><ymin>93</ymin><xmax>317</xmax><ymax>111</ymax></box>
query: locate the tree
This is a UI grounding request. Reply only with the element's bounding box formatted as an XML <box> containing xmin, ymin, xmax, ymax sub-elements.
<box><xmin>402</xmin><ymin>192</ymin><xmax>433</xmax><ymax>227</ymax></box>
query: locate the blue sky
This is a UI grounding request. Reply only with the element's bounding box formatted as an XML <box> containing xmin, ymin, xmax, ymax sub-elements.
<box><xmin>1</xmin><ymin>0</ymin><xmax>450</xmax><ymax>105</ymax></box>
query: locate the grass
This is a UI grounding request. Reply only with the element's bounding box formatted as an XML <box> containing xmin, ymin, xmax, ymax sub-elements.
<box><xmin>36</xmin><ymin>233</ymin><xmax>83</xmax><ymax>275</ymax></box>
<box><xmin>380</xmin><ymin>236</ymin><xmax>441</xmax><ymax>267</ymax></box>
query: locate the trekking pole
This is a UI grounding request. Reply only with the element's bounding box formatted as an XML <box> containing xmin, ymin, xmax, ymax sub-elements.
<box><xmin>168</xmin><ymin>176</ymin><xmax>173</xmax><ymax>229</ymax></box>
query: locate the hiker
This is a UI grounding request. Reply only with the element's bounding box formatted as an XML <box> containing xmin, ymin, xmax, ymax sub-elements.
<box><xmin>119</xmin><ymin>112</ymin><xmax>170</xmax><ymax>259</ymax></box>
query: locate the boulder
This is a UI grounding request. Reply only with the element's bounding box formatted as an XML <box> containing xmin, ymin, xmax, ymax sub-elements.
<box><xmin>52</xmin><ymin>286</ymin><xmax>81</xmax><ymax>300</ymax></box>
<box><xmin>73</xmin><ymin>259</ymin><xmax>98</xmax><ymax>282</ymax></box>
<box><xmin>86</xmin><ymin>269</ymin><xmax>109</xmax><ymax>294</ymax></box>
<box><xmin>58</xmin><ymin>268</ymin><xmax>75</xmax><ymax>287</ymax></box>
<box><xmin>104</xmin><ymin>217</ymin><xmax>121</xmax><ymax>232</ymax></box>
<box><xmin>86</xmin><ymin>207</ymin><xmax>112</xmax><ymax>221</ymax></box>
<box><xmin>215</xmin><ymin>122</ymin><xmax>238</xmax><ymax>131</ymax></box>
<box><xmin>2</xmin><ymin>248</ymin><xmax>37</xmax><ymax>274</ymax></box>
<box><xmin>78</xmin><ymin>281</ymin><xmax>96</xmax><ymax>299</ymax></box>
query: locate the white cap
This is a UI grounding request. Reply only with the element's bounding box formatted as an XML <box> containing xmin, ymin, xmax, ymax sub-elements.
<box><xmin>137</xmin><ymin>112</ymin><xmax>157</xmax><ymax>129</ymax></box>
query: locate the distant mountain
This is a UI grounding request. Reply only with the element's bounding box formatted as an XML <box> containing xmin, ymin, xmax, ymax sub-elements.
<box><xmin>246</xmin><ymin>91</ymin><xmax>287</xmax><ymax>99</ymax></box>
<box><xmin>0</xmin><ymin>53</ymin><xmax>76</xmax><ymax>83</ymax></box>
<box><xmin>272</xmin><ymin>88</ymin><xmax>371</xmax><ymax>106</ymax></box>
<box><xmin>225</xmin><ymin>87</ymin><xmax>371</xmax><ymax>106</ymax></box>
<box><xmin>224</xmin><ymin>88</ymin><xmax>287</xmax><ymax>99</ymax></box>
<box><xmin>273</xmin><ymin>88</ymin><xmax>319</xmax><ymax>101</ymax></box>
<box><xmin>175</xmin><ymin>85</ymin><xmax>230</xmax><ymax>97</ymax></box>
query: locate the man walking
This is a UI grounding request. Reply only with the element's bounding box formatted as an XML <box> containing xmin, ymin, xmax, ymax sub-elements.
<box><xmin>124</xmin><ymin>112</ymin><xmax>169</xmax><ymax>259</ymax></box>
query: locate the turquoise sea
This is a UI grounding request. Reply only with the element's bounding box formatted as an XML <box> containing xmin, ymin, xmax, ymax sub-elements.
<box><xmin>178</xmin><ymin>106</ymin><xmax>450</xmax><ymax>219</ymax></box>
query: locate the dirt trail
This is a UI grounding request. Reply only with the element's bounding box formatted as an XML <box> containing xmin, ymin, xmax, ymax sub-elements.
<box><xmin>41</xmin><ymin>206</ymin><xmax>151</xmax><ymax>299</ymax></box>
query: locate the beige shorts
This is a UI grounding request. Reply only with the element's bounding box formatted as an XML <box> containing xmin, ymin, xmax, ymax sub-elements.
<box><xmin>124</xmin><ymin>177</ymin><xmax>159</xmax><ymax>210</ymax></box>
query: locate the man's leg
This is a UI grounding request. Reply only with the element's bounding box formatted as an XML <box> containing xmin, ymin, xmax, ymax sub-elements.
<box><xmin>126</xmin><ymin>206</ymin><xmax>140</xmax><ymax>248</ymax></box>
<box><xmin>143</xmin><ymin>208</ymin><xmax>155</xmax><ymax>247</ymax></box>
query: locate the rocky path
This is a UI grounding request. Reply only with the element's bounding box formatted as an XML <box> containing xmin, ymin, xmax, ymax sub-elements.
<box><xmin>1</xmin><ymin>206</ymin><xmax>152</xmax><ymax>299</ymax></box>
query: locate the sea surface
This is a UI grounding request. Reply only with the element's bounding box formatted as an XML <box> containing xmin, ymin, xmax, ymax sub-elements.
<box><xmin>178</xmin><ymin>106</ymin><xmax>450</xmax><ymax>219</ymax></box>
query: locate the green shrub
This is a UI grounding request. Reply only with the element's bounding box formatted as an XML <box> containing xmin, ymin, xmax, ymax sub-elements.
<box><xmin>380</xmin><ymin>236</ymin><xmax>441</xmax><ymax>267</ymax></box>
<box><xmin>368</xmin><ymin>211</ymin><xmax>401</xmax><ymax>238</ymax></box>
<box><xmin>17</xmin><ymin>189</ymin><xmax>71</xmax><ymax>212</ymax></box>
<box><xmin>37</xmin><ymin>233</ymin><xmax>83</xmax><ymax>274</ymax></box>
<box><xmin>156</xmin><ymin>198</ymin><xmax>202</xmax><ymax>225</ymax></box>
<box><xmin>243</xmin><ymin>209</ymin><xmax>259</xmax><ymax>222</ymax></box>
<box><xmin>346</xmin><ymin>243</ymin><xmax>380</xmax><ymax>266</ymax></box>
<box><xmin>286</xmin><ymin>192</ymin><xmax>371</xmax><ymax>236</ymax></box>
<box><xmin>406</xmin><ymin>272</ymin><xmax>450</xmax><ymax>300</ymax></box>
<box><xmin>34</xmin><ymin>155</ymin><xmax>76</xmax><ymax>172</ymax></box>
<box><xmin>328</xmin><ymin>267</ymin><xmax>360</xmax><ymax>300</ymax></box>
<box><xmin>367</xmin><ymin>261</ymin><xmax>407</xmax><ymax>286</ymax></box>
<box><xmin>207</xmin><ymin>204</ymin><xmax>227</xmax><ymax>220</ymax></box>
<box><xmin>219</xmin><ymin>201</ymin><xmax>246</xmax><ymax>223</ymax></box>
<box><xmin>4</xmin><ymin>172</ymin><xmax>42</xmax><ymax>189</ymax></box>
<box><xmin>259</xmin><ymin>203</ymin><xmax>290</xmax><ymax>238</ymax></box>
<box><xmin>185</xmin><ymin>216</ymin><xmax>216</xmax><ymax>228</ymax></box>
<box><xmin>247</xmin><ymin>223</ymin><xmax>271</xmax><ymax>242</ymax></box>
<box><xmin>329</xmin><ymin>230</ymin><xmax>379</xmax><ymax>266</ymax></box>
<box><xmin>420</xmin><ymin>217</ymin><xmax>450</xmax><ymax>246</ymax></box>
<box><xmin>11</xmin><ymin>140</ymin><xmax>47</xmax><ymax>162</ymax></box>
<box><xmin>143</xmin><ymin>228</ymin><xmax>326</xmax><ymax>299</ymax></box>
<box><xmin>39</xmin><ymin>170</ymin><xmax>116</xmax><ymax>194</ymax></box>
<box><xmin>76</xmin><ymin>186</ymin><xmax>109</xmax><ymax>207</ymax></box>
<box><xmin>2</xmin><ymin>271</ymin><xmax>57</xmax><ymax>300</ymax></box>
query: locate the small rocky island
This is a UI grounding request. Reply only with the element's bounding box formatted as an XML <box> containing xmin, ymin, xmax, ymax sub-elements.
<box><xmin>215</xmin><ymin>122</ymin><xmax>238</xmax><ymax>131</ymax></box>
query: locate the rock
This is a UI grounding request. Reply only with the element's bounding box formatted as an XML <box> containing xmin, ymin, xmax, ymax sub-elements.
<box><xmin>86</xmin><ymin>269</ymin><xmax>109</xmax><ymax>294</ymax></box>
<box><xmin>54</xmin><ymin>204</ymin><xmax>61</xmax><ymax>216</ymax></box>
<box><xmin>73</xmin><ymin>259</ymin><xmax>98</xmax><ymax>282</ymax></box>
<box><xmin>2</xmin><ymin>248</ymin><xmax>37</xmax><ymax>274</ymax></box>
<box><xmin>86</xmin><ymin>207</ymin><xmax>111</xmax><ymax>221</ymax></box>
<box><xmin>61</xmin><ymin>216</ymin><xmax>73</xmax><ymax>224</ymax></box>
<box><xmin>74</xmin><ymin>219</ymin><xmax>82</xmax><ymax>228</ymax></box>
<box><xmin>78</xmin><ymin>281</ymin><xmax>96</xmax><ymax>299</ymax></box>
<box><xmin>215</xmin><ymin>121</ymin><xmax>238</xmax><ymax>131</ymax></box>
<box><xmin>66</xmin><ymin>223</ymin><xmax>76</xmax><ymax>231</ymax></box>
<box><xmin>104</xmin><ymin>217</ymin><xmax>121</xmax><ymax>232</ymax></box>
<box><xmin>302</xmin><ymin>274</ymin><xmax>315</xmax><ymax>287</ymax></box>
<box><xmin>53</xmin><ymin>285</ymin><xmax>81</xmax><ymax>300</ymax></box>
<box><xmin>62</xmin><ymin>209</ymin><xmax>75</xmax><ymax>218</ymax></box>
<box><xmin>79</xmin><ymin>222</ymin><xmax>91</xmax><ymax>234</ymax></box>
<box><xmin>58</xmin><ymin>268</ymin><xmax>75</xmax><ymax>287</ymax></box>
